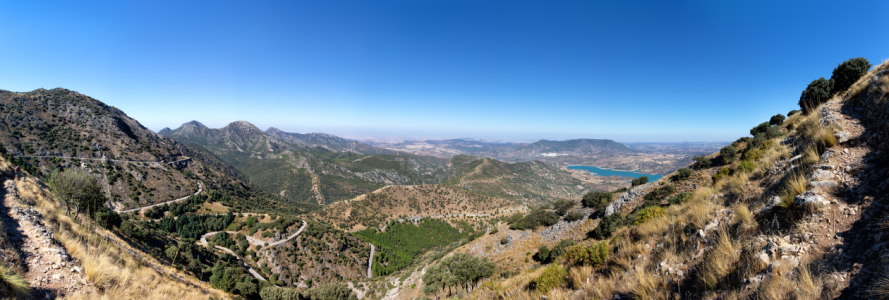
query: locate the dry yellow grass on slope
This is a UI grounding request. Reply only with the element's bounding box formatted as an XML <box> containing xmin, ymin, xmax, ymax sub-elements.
<box><xmin>14</xmin><ymin>175</ymin><xmax>228</xmax><ymax>300</ymax></box>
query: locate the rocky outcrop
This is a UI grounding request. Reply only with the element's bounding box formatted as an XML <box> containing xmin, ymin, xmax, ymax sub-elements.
<box><xmin>604</xmin><ymin>181</ymin><xmax>658</xmax><ymax>216</ymax></box>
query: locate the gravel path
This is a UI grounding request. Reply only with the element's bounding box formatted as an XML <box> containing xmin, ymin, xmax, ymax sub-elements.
<box><xmin>116</xmin><ymin>182</ymin><xmax>202</xmax><ymax>213</ymax></box>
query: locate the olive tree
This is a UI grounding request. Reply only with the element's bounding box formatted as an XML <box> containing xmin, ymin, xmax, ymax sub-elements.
<box><xmin>48</xmin><ymin>168</ymin><xmax>106</xmax><ymax>222</ymax></box>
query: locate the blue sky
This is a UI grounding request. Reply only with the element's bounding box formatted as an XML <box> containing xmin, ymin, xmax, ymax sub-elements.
<box><xmin>1</xmin><ymin>1</ymin><xmax>887</xmax><ymax>142</ymax></box>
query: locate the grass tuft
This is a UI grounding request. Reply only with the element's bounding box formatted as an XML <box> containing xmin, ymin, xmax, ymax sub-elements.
<box><xmin>0</xmin><ymin>264</ymin><xmax>29</xmax><ymax>298</ymax></box>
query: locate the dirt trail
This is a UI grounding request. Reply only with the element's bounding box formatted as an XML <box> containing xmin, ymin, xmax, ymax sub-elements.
<box><xmin>0</xmin><ymin>178</ymin><xmax>93</xmax><ymax>298</ymax></box>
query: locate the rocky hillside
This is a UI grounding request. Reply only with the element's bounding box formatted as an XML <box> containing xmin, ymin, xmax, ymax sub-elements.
<box><xmin>368</xmin><ymin>59</ymin><xmax>889</xmax><ymax>300</ymax></box>
<box><xmin>161</xmin><ymin>121</ymin><xmax>451</xmax><ymax>205</ymax></box>
<box><xmin>308</xmin><ymin>184</ymin><xmax>521</xmax><ymax>232</ymax></box>
<box><xmin>0</xmin><ymin>89</ymin><xmax>310</xmax><ymax>214</ymax></box>
<box><xmin>265</xmin><ymin>127</ymin><xmax>396</xmax><ymax>155</ymax></box>
<box><xmin>442</xmin><ymin>155</ymin><xmax>596</xmax><ymax>205</ymax></box>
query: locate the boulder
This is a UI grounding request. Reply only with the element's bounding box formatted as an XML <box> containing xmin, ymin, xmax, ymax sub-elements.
<box><xmin>810</xmin><ymin>180</ymin><xmax>840</xmax><ymax>189</ymax></box>
<box><xmin>811</xmin><ymin>169</ymin><xmax>835</xmax><ymax>181</ymax></box>
<box><xmin>835</xmin><ymin>131</ymin><xmax>851</xmax><ymax>143</ymax></box>
<box><xmin>794</xmin><ymin>191</ymin><xmax>828</xmax><ymax>206</ymax></box>
<box><xmin>760</xmin><ymin>196</ymin><xmax>784</xmax><ymax>213</ymax></box>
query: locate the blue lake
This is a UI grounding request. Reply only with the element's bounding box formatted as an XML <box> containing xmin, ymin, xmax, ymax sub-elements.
<box><xmin>567</xmin><ymin>165</ymin><xmax>663</xmax><ymax>182</ymax></box>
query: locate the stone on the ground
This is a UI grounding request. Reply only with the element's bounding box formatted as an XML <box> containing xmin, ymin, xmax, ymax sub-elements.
<box><xmin>836</xmin><ymin>131</ymin><xmax>851</xmax><ymax>143</ymax></box>
<box><xmin>794</xmin><ymin>190</ymin><xmax>828</xmax><ymax>206</ymax></box>
<box><xmin>810</xmin><ymin>180</ymin><xmax>840</xmax><ymax>189</ymax></box>
<box><xmin>811</xmin><ymin>169</ymin><xmax>835</xmax><ymax>181</ymax></box>
<box><xmin>760</xmin><ymin>196</ymin><xmax>784</xmax><ymax>213</ymax></box>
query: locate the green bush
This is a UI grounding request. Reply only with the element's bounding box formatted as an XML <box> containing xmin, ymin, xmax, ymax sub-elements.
<box><xmin>533</xmin><ymin>265</ymin><xmax>567</xmax><ymax>293</ymax></box>
<box><xmin>641</xmin><ymin>185</ymin><xmax>675</xmax><ymax>208</ymax></box>
<box><xmin>830</xmin><ymin>57</ymin><xmax>872</xmax><ymax>95</ymax></box>
<box><xmin>548</xmin><ymin>239</ymin><xmax>576</xmax><ymax>262</ymax></box>
<box><xmin>631</xmin><ymin>176</ymin><xmax>649</xmax><ymax>187</ymax></box>
<box><xmin>743</xmin><ymin>148</ymin><xmax>763</xmax><ymax>161</ymax></box>
<box><xmin>693</xmin><ymin>156</ymin><xmax>712</xmax><ymax>170</ymax></box>
<box><xmin>582</xmin><ymin>191</ymin><xmax>612</xmax><ymax>216</ymax></box>
<box><xmin>535</xmin><ymin>245</ymin><xmax>551</xmax><ymax>262</ymax></box>
<box><xmin>635</xmin><ymin>206</ymin><xmax>666</xmax><ymax>225</ymax></box>
<box><xmin>667</xmin><ymin>192</ymin><xmax>690</xmax><ymax>205</ymax></box>
<box><xmin>737</xmin><ymin>160</ymin><xmax>757</xmax><ymax>173</ymax></box>
<box><xmin>523</xmin><ymin>209</ymin><xmax>559</xmax><ymax>229</ymax></box>
<box><xmin>304</xmin><ymin>282</ymin><xmax>358</xmax><ymax>300</ymax></box>
<box><xmin>564</xmin><ymin>241</ymin><xmax>610</xmax><ymax>267</ymax></box>
<box><xmin>589</xmin><ymin>213</ymin><xmax>627</xmax><ymax>240</ymax></box>
<box><xmin>750</xmin><ymin>122</ymin><xmax>772</xmax><ymax>137</ymax></box>
<box><xmin>720</xmin><ymin>145</ymin><xmax>737</xmax><ymax>164</ymax></box>
<box><xmin>552</xmin><ymin>199</ymin><xmax>576</xmax><ymax>216</ymax></box>
<box><xmin>564</xmin><ymin>211</ymin><xmax>584</xmax><ymax>222</ymax></box>
<box><xmin>674</xmin><ymin>168</ymin><xmax>693</xmax><ymax>181</ymax></box>
<box><xmin>711</xmin><ymin>167</ymin><xmax>733</xmax><ymax>182</ymax></box>
<box><xmin>799</xmin><ymin>78</ymin><xmax>832</xmax><ymax>114</ymax></box>
<box><xmin>500</xmin><ymin>237</ymin><xmax>509</xmax><ymax>245</ymax></box>
<box><xmin>770</xmin><ymin>114</ymin><xmax>786</xmax><ymax>126</ymax></box>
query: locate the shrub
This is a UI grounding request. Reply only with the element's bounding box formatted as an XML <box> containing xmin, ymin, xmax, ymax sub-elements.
<box><xmin>564</xmin><ymin>211</ymin><xmax>584</xmax><ymax>222</ymax></box>
<box><xmin>548</xmin><ymin>239</ymin><xmax>576</xmax><ymax>263</ymax></box>
<box><xmin>788</xmin><ymin>109</ymin><xmax>800</xmax><ymax>116</ymax></box>
<box><xmin>799</xmin><ymin>78</ymin><xmax>832</xmax><ymax>114</ymax></box>
<box><xmin>750</xmin><ymin>122</ymin><xmax>772</xmax><ymax>137</ymax></box>
<box><xmin>693</xmin><ymin>156</ymin><xmax>712</xmax><ymax>170</ymax></box>
<box><xmin>589</xmin><ymin>213</ymin><xmax>627</xmax><ymax>240</ymax></box>
<box><xmin>635</xmin><ymin>206</ymin><xmax>666</xmax><ymax>225</ymax></box>
<box><xmin>830</xmin><ymin>57</ymin><xmax>872</xmax><ymax>95</ymax></box>
<box><xmin>581</xmin><ymin>191</ymin><xmax>612</xmax><ymax>215</ymax></box>
<box><xmin>552</xmin><ymin>199</ymin><xmax>576</xmax><ymax>216</ymax></box>
<box><xmin>631</xmin><ymin>176</ymin><xmax>649</xmax><ymax>187</ymax></box>
<box><xmin>674</xmin><ymin>168</ymin><xmax>692</xmax><ymax>181</ymax></box>
<box><xmin>523</xmin><ymin>209</ymin><xmax>559</xmax><ymax>229</ymax></box>
<box><xmin>769</xmin><ymin>114</ymin><xmax>786</xmax><ymax>126</ymax></box>
<box><xmin>565</xmin><ymin>241</ymin><xmax>610</xmax><ymax>266</ymax></box>
<box><xmin>304</xmin><ymin>282</ymin><xmax>359</xmax><ymax>300</ymax></box>
<box><xmin>737</xmin><ymin>160</ymin><xmax>757</xmax><ymax>173</ymax></box>
<box><xmin>535</xmin><ymin>245</ymin><xmax>551</xmax><ymax>262</ymax></box>
<box><xmin>711</xmin><ymin>167</ymin><xmax>733</xmax><ymax>182</ymax></box>
<box><xmin>720</xmin><ymin>145</ymin><xmax>737</xmax><ymax>164</ymax></box>
<box><xmin>500</xmin><ymin>237</ymin><xmax>509</xmax><ymax>245</ymax></box>
<box><xmin>667</xmin><ymin>192</ymin><xmax>690</xmax><ymax>205</ymax></box>
<box><xmin>533</xmin><ymin>265</ymin><xmax>567</xmax><ymax>293</ymax></box>
<box><xmin>641</xmin><ymin>185</ymin><xmax>675</xmax><ymax>208</ymax></box>
<box><xmin>507</xmin><ymin>213</ymin><xmax>525</xmax><ymax>230</ymax></box>
<box><xmin>260</xmin><ymin>286</ymin><xmax>304</xmax><ymax>300</ymax></box>
<box><xmin>489</xmin><ymin>227</ymin><xmax>498</xmax><ymax>235</ymax></box>
<box><xmin>743</xmin><ymin>148</ymin><xmax>763</xmax><ymax>161</ymax></box>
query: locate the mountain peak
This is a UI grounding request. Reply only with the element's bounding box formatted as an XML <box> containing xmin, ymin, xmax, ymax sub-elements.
<box><xmin>223</xmin><ymin>121</ymin><xmax>263</xmax><ymax>135</ymax></box>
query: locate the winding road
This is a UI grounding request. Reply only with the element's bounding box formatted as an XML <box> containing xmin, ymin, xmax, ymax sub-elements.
<box><xmin>116</xmin><ymin>182</ymin><xmax>203</xmax><ymax>213</ymax></box>
<box><xmin>367</xmin><ymin>243</ymin><xmax>375</xmax><ymax>278</ymax></box>
<box><xmin>198</xmin><ymin>220</ymin><xmax>307</xmax><ymax>281</ymax></box>
<box><xmin>14</xmin><ymin>155</ymin><xmax>190</xmax><ymax>165</ymax></box>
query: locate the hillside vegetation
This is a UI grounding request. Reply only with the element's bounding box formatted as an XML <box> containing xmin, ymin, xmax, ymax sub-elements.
<box><xmin>308</xmin><ymin>184</ymin><xmax>519</xmax><ymax>232</ymax></box>
<box><xmin>442</xmin><ymin>155</ymin><xmax>594</xmax><ymax>205</ymax></box>
<box><xmin>161</xmin><ymin>121</ymin><xmax>451</xmax><ymax>205</ymax></box>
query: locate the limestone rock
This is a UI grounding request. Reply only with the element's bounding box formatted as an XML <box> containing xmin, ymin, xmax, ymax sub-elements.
<box><xmin>760</xmin><ymin>196</ymin><xmax>783</xmax><ymax>213</ymax></box>
<box><xmin>810</xmin><ymin>180</ymin><xmax>839</xmax><ymax>189</ymax></box>
<box><xmin>811</xmin><ymin>169</ymin><xmax>835</xmax><ymax>181</ymax></box>
<box><xmin>836</xmin><ymin>131</ymin><xmax>851</xmax><ymax>143</ymax></box>
<box><xmin>794</xmin><ymin>191</ymin><xmax>828</xmax><ymax>206</ymax></box>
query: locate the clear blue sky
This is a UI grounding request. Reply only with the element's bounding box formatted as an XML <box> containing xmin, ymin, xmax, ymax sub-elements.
<box><xmin>1</xmin><ymin>1</ymin><xmax>887</xmax><ymax>142</ymax></box>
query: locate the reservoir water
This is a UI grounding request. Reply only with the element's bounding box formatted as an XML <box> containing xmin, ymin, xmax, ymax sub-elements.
<box><xmin>567</xmin><ymin>165</ymin><xmax>663</xmax><ymax>182</ymax></box>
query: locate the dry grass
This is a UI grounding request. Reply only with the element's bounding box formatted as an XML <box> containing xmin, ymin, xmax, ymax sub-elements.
<box><xmin>0</xmin><ymin>264</ymin><xmax>29</xmax><ymax>298</ymax></box>
<box><xmin>778</xmin><ymin>171</ymin><xmax>808</xmax><ymax>209</ymax></box>
<box><xmin>631</xmin><ymin>266</ymin><xmax>669</xmax><ymax>300</ymax></box>
<box><xmin>698</xmin><ymin>227</ymin><xmax>739</xmax><ymax>290</ymax></box>
<box><xmin>567</xmin><ymin>265</ymin><xmax>593</xmax><ymax>289</ymax></box>
<box><xmin>14</xmin><ymin>176</ymin><xmax>228</xmax><ymax>300</ymax></box>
